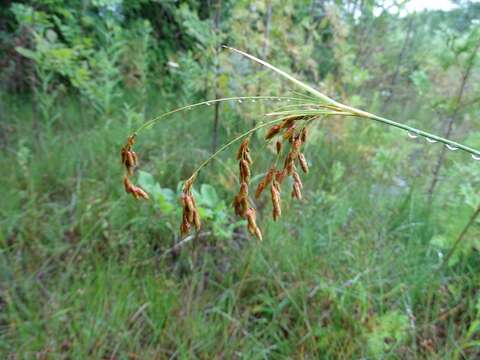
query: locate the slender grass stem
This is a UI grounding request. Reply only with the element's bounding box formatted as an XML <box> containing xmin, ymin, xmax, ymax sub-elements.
<box><xmin>133</xmin><ymin>96</ymin><xmax>304</xmax><ymax>135</ymax></box>
<box><xmin>225</xmin><ymin>46</ymin><xmax>480</xmax><ymax>158</ymax></box>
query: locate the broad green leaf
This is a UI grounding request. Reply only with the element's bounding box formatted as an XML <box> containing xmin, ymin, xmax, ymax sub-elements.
<box><xmin>200</xmin><ymin>184</ymin><xmax>218</xmax><ymax>208</ymax></box>
<box><xmin>15</xmin><ymin>47</ymin><xmax>38</xmax><ymax>61</ymax></box>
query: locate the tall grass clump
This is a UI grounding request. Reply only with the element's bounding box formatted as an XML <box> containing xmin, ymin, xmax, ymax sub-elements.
<box><xmin>120</xmin><ymin>47</ymin><xmax>480</xmax><ymax>245</ymax></box>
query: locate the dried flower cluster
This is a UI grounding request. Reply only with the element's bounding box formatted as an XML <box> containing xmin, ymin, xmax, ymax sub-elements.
<box><xmin>180</xmin><ymin>177</ymin><xmax>201</xmax><ymax>237</ymax></box>
<box><xmin>227</xmin><ymin>115</ymin><xmax>312</xmax><ymax>240</ymax></box>
<box><xmin>240</xmin><ymin>115</ymin><xmax>312</xmax><ymax>236</ymax></box>
<box><xmin>120</xmin><ymin>115</ymin><xmax>313</xmax><ymax>241</ymax></box>
<box><xmin>121</xmin><ymin>135</ymin><xmax>149</xmax><ymax>200</ymax></box>
<box><xmin>233</xmin><ymin>138</ymin><xmax>262</xmax><ymax>240</ymax></box>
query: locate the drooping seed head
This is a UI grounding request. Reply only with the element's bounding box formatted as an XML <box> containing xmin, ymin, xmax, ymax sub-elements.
<box><xmin>284</xmin><ymin>154</ymin><xmax>297</xmax><ymax>175</ymax></box>
<box><xmin>299</xmin><ymin>153</ymin><xmax>309</xmax><ymax>173</ymax></box>
<box><xmin>193</xmin><ymin>209</ymin><xmax>201</xmax><ymax>231</ymax></box>
<box><xmin>254</xmin><ymin>227</ymin><xmax>263</xmax><ymax>241</ymax></box>
<box><xmin>276</xmin><ymin>140</ymin><xmax>282</xmax><ymax>154</ymax></box>
<box><xmin>283</xmin><ymin>125</ymin><xmax>296</xmax><ymax>141</ymax></box>
<box><xmin>127</xmin><ymin>134</ymin><xmax>136</xmax><ymax>148</ymax></box>
<box><xmin>292</xmin><ymin>182</ymin><xmax>302</xmax><ymax>200</ymax></box>
<box><xmin>183</xmin><ymin>177</ymin><xmax>194</xmax><ymax>194</ymax></box>
<box><xmin>240</xmin><ymin>181</ymin><xmax>249</xmax><ymax>197</ymax></box>
<box><xmin>131</xmin><ymin>151</ymin><xmax>138</xmax><ymax>165</ymax></box>
<box><xmin>292</xmin><ymin>136</ymin><xmax>302</xmax><ymax>153</ymax></box>
<box><xmin>132</xmin><ymin>186</ymin><xmax>150</xmax><ymax>200</ymax></box>
<box><xmin>180</xmin><ymin>214</ymin><xmax>190</xmax><ymax>237</ymax></box>
<box><xmin>301</xmin><ymin>127</ymin><xmax>308</xmax><ymax>143</ymax></box>
<box><xmin>124</xmin><ymin>176</ymin><xmax>134</xmax><ymax>194</ymax></box>
<box><xmin>265</xmin><ymin>124</ymin><xmax>282</xmax><ymax>140</ymax></box>
<box><xmin>239</xmin><ymin>159</ymin><xmax>251</xmax><ymax>183</ymax></box>
<box><xmin>245</xmin><ymin>207</ymin><xmax>262</xmax><ymax>241</ymax></box>
<box><xmin>275</xmin><ymin>169</ymin><xmax>287</xmax><ymax>184</ymax></box>
<box><xmin>236</xmin><ymin>138</ymin><xmax>250</xmax><ymax>160</ymax></box>
<box><xmin>292</xmin><ymin>171</ymin><xmax>303</xmax><ymax>189</ymax></box>
<box><xmin>255</xmin><ymin>167</ymin><xmax>275</xmax><ymax>199</ymax></box>
<box><xmin>245</xmin><ymin>151</ymin><xmax>253</xmax><ymax>165</ymax></box>
<box><xmin>271</xmin><ymin>181</ymin><xmax>282</xmax><ymax>221</ymax></box>
<box><xmin>280</xmin><ymin>117</ymin><xmax>298</xmax><ymax>129</ymax></box>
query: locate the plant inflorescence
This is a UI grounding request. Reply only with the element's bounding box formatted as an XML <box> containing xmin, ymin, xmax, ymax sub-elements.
<box><xmin>120</xmin><ymin>47</ymin><xmax>480</xmax><ymax>240</ymax></box>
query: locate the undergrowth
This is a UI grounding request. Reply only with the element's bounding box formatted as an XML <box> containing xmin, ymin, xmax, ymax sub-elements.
<box><xmin>1</xmin><ymin>85</ymin><xmax>480</xmax><ymax>358</ymax></box>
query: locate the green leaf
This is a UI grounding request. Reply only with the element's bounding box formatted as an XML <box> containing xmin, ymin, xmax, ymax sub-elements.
<box><xmin>137</xmin><ymin>170</ymin><xmax>158</xmax><ymax>194</ymax></box>
<box><xmin>367</xmin><ymin>311</ymin><xmax>409</xmax><ymax>357</ymax></box>
<box><xmin>200</xmin><ymin>184</ymin><xmax>218</xmax><ymax>208</ymax></box>
<box><xmin>15</xmin><ymin>47</ymin><xmax>38</xmax><ymax>61</ymax></box>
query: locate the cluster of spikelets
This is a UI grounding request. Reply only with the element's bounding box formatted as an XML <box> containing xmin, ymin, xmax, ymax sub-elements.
<box><xmin>120</xmin><ymin>114</ymin><xmax>314</xmax><ymax>240</ymax></box>
<box><xmin>121</xmin><ymin>135</ymin><xmax>149</xmax><ymax>200</ymax></box>
<box><xmin>180</xmin><ymin>177</ymin><xmax>201</xmax><ymax>236</ymax></box>
<box><xmin>120</xmin><ymin>47</ymin><xmax>480</xmax><ymax>242</ymax></box>
<box><xmin>182</xmin><ymin>114</ymin><xmax>313</xmax><ymax>241</ymax></box>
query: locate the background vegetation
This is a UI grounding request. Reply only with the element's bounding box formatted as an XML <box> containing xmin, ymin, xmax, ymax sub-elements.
<box><xmin>1</xmin><ymin>0</ymin><xmax>480</xmax><ymax>358</ymax></box>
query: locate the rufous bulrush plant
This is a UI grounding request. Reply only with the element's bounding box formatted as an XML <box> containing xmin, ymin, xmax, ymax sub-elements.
<box><xmin>120</xmin><ymin>47</ymin><xmax>480</xmax><ymax>241</ymax></box>
<box><xmin>121</xmin><ymin>135</ymin><xmax>149</xmax><ymax>201</ymax></box>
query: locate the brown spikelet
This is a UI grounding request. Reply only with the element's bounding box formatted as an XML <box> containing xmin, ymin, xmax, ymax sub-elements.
<box><xmin>233</xmin><ymin>194</ymin><xmax>242</xmax><ymax>216</ymax></box>
<box><xmin>124</xmin><ymin>176</ymin><xmax>134</xmax><ymax>194</ymax></box>
<box><xmin>292</xmin><ymin>136</ymin><xmax>302</xmax><ymax>153</ymax></box>
<box><xmin>180</xmin><ymin>214</ymin><xmax>190</xmax><ymax>237</ymax></box>
<box><xmin>127</xmin><ymin>134</ymin><xmax>136</xmax><ymax>147</ymax></box>
<box><xmin>292</xmin><ymin>182</ymin><xmax>302</xmax><ymax>200</ymax></box>
<box><xmin>275</xmin><ymin>169</ymin><xmax>287</xmax><ymax>184</ymax></box>
<box><xmin>245</xmin><ymin>207</ymin><xmax>256</xmax><ymax>229</ymax></box>
<box><xmin>236</xmin><ymin>138</ymin><xmax>250</xmax><ymax>160</ymax></box>
<box><xmin>255</xmin><ymin>167</ymin><xmax>275</xmax><ymax>199</ymax></box>
<box><xmin>121</xmin><ymin>146</ymin><xmax>138</xmax><ymax>175</ymax></box>
<box><xmin>183</xmin><ymin>177</ymin><xmax>194</xmax><ymax>194</ymax></box>
<box><xmin>233</xmin><ymin>182</ymin><xmax>249</xmax><ymax>217</ymax></box>
<box><xmin>126</xmin><ymin>152</ymin><xmax>135</xmax><ymax>175</ymax></box>
<box><xmin>301</xmin><ymin>127</ymin><xmax>308</xmax><ymax>143</ymax></box>
<box><xmin>265</xmin><ymin>124</ymin><xmax>282</xmax><ymax>140</ymax></box>
<box><xmin>283</xmin><ymin>125</ymin><xmax>296</xmax><ymax>141</ymax></box>
<box><xmin>240</xmin><ymin>198</ymin><xmax>249</xmax><ymax>216</ymax></box>
<box><xmin>245</xmin><ymin>151</ymin><xmax>253</xmax><ymax>165</ymax></box>
<box><xmin>240</xmin><ymin>181</ymin><xmax>248</xmax><ymax>196</ymax></box>
<box><xmin>121</xmin><ymin>148</ymin><xmax>128</xmax><ymax>165</ymax></box>
<box><xmin>276</xmin><ymin>140</ymin><xmax>282</xmax><ymax>154</ymax></box>
<box><xmin>180</xmin><ymin>177</ymin><xmax>200</xmax><ymax>237</ymax></box>
<box><xmin>271</xmin><ymin>181</ymin><xmax>282</xmax><ymax>221</ymax></box>
<box><xmin>193</xmin><ymin>209</ymin><xmax>201</xmax><ymax>231</ymax></box>
<box><xmin>280</xmin><ymin>117</ymin><xmax>298</xmax><ymax>129</ymax></box>
<box><xmin>246</xmin><ymin>207</ymin><xmax>262</xmax><ymax>241</ymax></box>
<box><xmin>299</xmin><ymin>153</ymin><xmax>309</xmax><ymax>173</ymax></box>
<box><xmin>284</xmin><ymin>153</ymin><xmax>297</xmax><ymax>175</ymax></box>
<box><xmin>131</xmin><ymin>151</ymin><xmax>138</xmax><ymax>165</ymax></box>
<box><xmin>133</xmin><ymin>186</ymin><xmax>150</xmax><ymax>200</ymax></box>
<box><xmin>239</xmin><ymin>159</ymin><xmax>251</xmax><ymax>183</ymax></box>
<box><xmin>292</xmin><ymin>171</ymin><xmax>303</xmax><ymax>189</ymax></box>
<box><xmin>185</xmin><ymin>196</ymin><xmax>195</xmax><ymax>223</ymax></box>
<box><xmin>124</xmin><ymin>176</ymin><xmax>149</xmax><ymax>200</ymax></box>
<box><xmin>254</xmin><ymin>227</ymin><xmax>263</xmax><ymax>241</ymax></box>
<box><xmin>126</xmin><ymin>151</ymin><xmax>135</xmax><ymax>166</ymax></box>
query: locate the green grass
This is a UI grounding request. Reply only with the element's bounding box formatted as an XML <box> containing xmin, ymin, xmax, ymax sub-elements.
<box><xmin>1</xmin><ymin>93</ymin><xmax>480</xmax><ymax>359</ymax></box>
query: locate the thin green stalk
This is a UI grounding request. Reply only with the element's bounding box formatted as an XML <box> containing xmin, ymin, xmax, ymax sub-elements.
<box><xmin>225</xmin><ymin>46</ymin><xmax>480</xmax><ymax>158</ymax></box>
<box><xmin>134</xmin><ymin>96</ymin><xmax>304</xmax><ymax>135</ymax></box>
